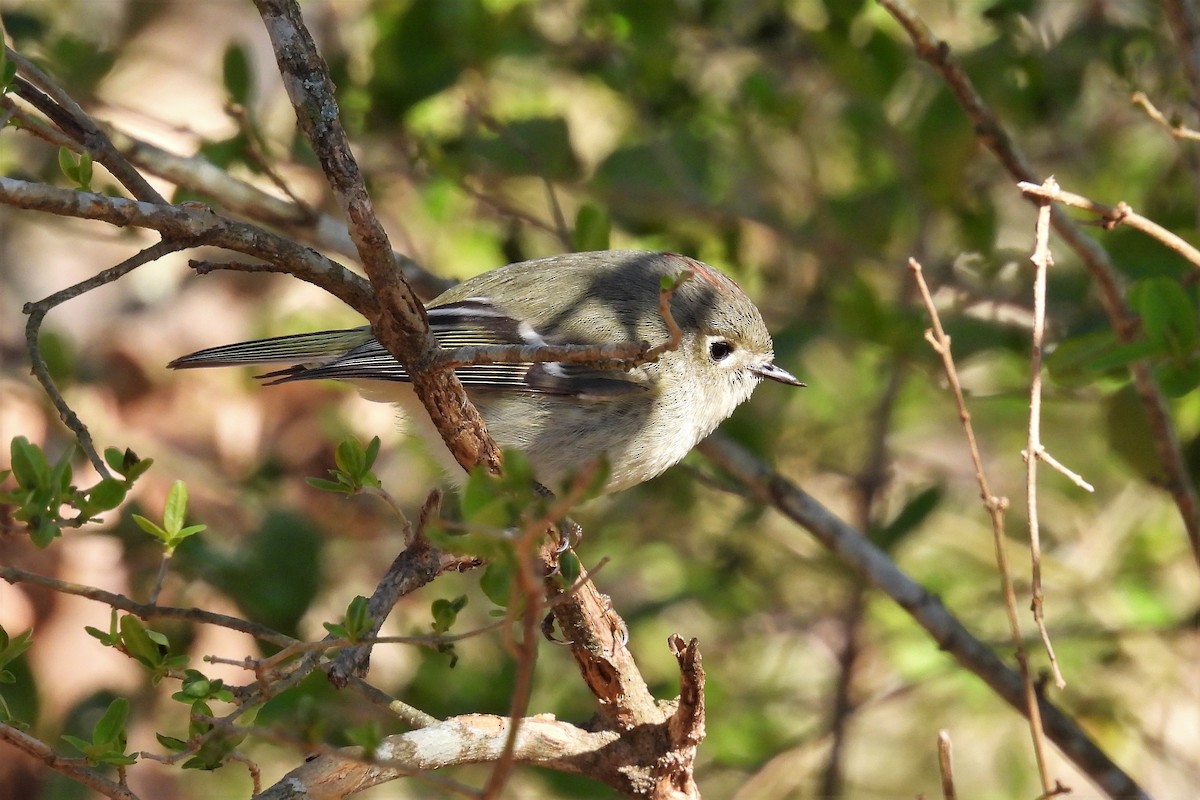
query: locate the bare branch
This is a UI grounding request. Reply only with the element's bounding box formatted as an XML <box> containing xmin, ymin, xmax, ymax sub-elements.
<box><xmin>5</xmin><ymin>46</ymin><xmax>164</xmax><ymax>203</ymax></box>
<box><xmin>908</xmin><ymin>257</ymin><xmax>1057</xmax><ymax>792</ymax></box>
<box><xmin>880</xmin><ymin>0</ymin><xmax>1200</xmax><ymax>576</ymax></box>
<box><xmin>251</xmin><ymin>0</ymin><xmax>502</xmax><ymax>476</ymax></box>
<box><xmin>22</xmin><ymin>238</ymin><xmax>194</xmax><ymax>474</ymax></box>
<box><xmin>0</xmin><ymin>722</ymin><xmax>140</xmax><ymax>800</ymax></box>
<box><xmin>1131</xmin><ymin>91</ymin><xmax>1200</xmax><ymax>142</ymax></box>
<box><xmin>1017</xmin><ymin>180</ymin><xmax>1200</xmax><ymax>272</ymax></box>
<box><xmin>0</xmin><ymin>177</ymin><xmax>375</xmax><ymax>311</ymax></box>
<box><xmin>937</xmin><ymin>730</ymin><xmax>956</xmax><ymax>800</ymax></box>
<box><xmin>1024</xmin><ymin>183</ymin><xmax>1067</xmax><ymax>692</ymax></box>
<box><xmin>696</xmin><ymin>433</ymin><xmax>1150</xmax><ymax>800</ymax></box>
<box><xmin>104</xmin><ymin>127</ymin><xmax>453</xmax><ymax>299</ymax></box>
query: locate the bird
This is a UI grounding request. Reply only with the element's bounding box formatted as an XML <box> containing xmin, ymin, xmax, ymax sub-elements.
<box><xmin>169</xmin><ymin>250</ymin><xmax>802</xmax><ymax>493</ymax></box>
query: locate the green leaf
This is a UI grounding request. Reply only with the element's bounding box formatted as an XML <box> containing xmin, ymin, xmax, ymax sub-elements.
<box><xmin>105</xmin><ymin>447</ymin><xmax>152</xmax><ymax>481</ymax></box>
<box><xmin>222</xmin><ymin>43</ymin><xmax>253</xmax><ymax>105</ymax></box>
<box><xmin>461</xmin><ymin>466</ymin><xmax>505</xmax><ymax>522</ymax></box>
<box><xmin>132</xmin><ymin>514</ymin><xmax>168</xmax><ymax>540</ymax></box>
<box><xmin>306</xmin><ymin>477</ymin><xmax>349</xmax><ymax>493</ymax></box>
<box><xmin>31</xmin><ymin>519</ymin><xmax>60</xmax><ymax>548</ymax></box>
<box><xmin>119</xmin><ymin>615</ymin><xmax>168</xmax><ymax>669</ymax></box>
<box><xmin>93</xmin><ymin>697</ymin><xmax>130</xmax><ymax>745</ymax></box>
<box><xmin>77</xmin><ymin>151</ymin><xmax>93</xmax><ymax>191</ymax></box>
<box><xmin>480</xmin><ymin>560</ymin><xmax>514</xmax><ymax>608</ymax></box>
<box><xmin>343</xmin><ymin>595</ymin><xmax>372</xmax><ymax>640</ymax></box>
<box><xmin>9</xmin><ymin>437</ymin><xmax>49</xmax><ymax>489</ymax></box>
<box><xmin>1132</xmin><ymin>277</ymin><xmax>1198</xmax><ymax>357</ymax></box>
<box><xmin>156</xmin><ymin>733</ymin><xmax>189</xmax><ymax>752</ymax></box>
<box><xmin>871</xmin><ymin>486</ymin><xmax>943</xmax><ymax>552</ymax></box>
<box><xmin>57</xmin><ymin>147</ymin><xmax>78</xmax><ymax>184</ymax></box>
<box><xmin>364</xmin><ymin>436</ymin><xmax>381</xmax><ymax>472</ymax></box>
<box><xmin>0</xmin><ymin>52</ymin><xmax>16</xmax><ymax>94</ymax></box>
<box><xmin>345</xmin><ymin>721</ymin><xmax>383</xmax><ymax>757</ymax></box>
<box><xmin>103</xmin><ymin>447</ymin><xmax>124</xmax><ymax>475</ymax></box>
<box><xmin>1082</xmin><ymin>340</ymin><xmax>1160</xmax><ymax>372</ymax></box>
<box><xmin>87</xmin><ymin>478</ymin><xmax>127</xmax><ymax>513</ymax></box>
<box><xmin>163</xmin><ymin>480</ymin><xmax>189</xmax><ymax>535</ymax></box>
<box><xmin>573</xmin><ymin>203</ymin><xmax>611</xmax><ymax>251</ymax></box>
<box><xmin>61</xmin><ymin>733</ymin><xmax>93</xmax><ymax>753</ymax></box>
<box><xmin>335</xmin><ymin>438</ymin><xmax>364</xmax><ymax>477</ymax></box>
<box><xmin>558</xmin><ymin>551</ymin><xmax>581</xmax><ymax>585</ymax></box>
<box><xmin>1157</xmin><ymin>359</ymin><xmax>1200</xmax><ymax>397</ymax></box>
<box><xmin>50</xmin><ymin>449</ymin><xmax>73</xmax><ymax>495</ymax></box>
<box><xmin>0</xmin><ymin>627</ymin><xmax>32</xmax><ymax>669</ymax></box>
<box><xmin>431</xmin><ymin>595</ymin><xmax>467</xmax><ymax>633</ymax></box>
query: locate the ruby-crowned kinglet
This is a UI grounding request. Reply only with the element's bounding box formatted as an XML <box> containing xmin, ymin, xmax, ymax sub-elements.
<box><xmin>170</xmin><ymin>250</ymin><xmax>802</xmax><ymax>492</ymax></box>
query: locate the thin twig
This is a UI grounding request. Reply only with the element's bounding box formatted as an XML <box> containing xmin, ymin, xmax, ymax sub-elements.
<box><xmin>907</xmin><ymin>257</ymin><xmax>1056</xmax><ymax>794</ymax></box>
<box><xmin>477</xmin><ymin>108</ymin><xmax>571</xmax><ymax>248</ymax></box>
<box><xmin>1131</xmin><ymin>91</ymin><xmax>1200</xmax><ymax>141</ymax></box>
<box><xmin>1025</xmin><ymin>179</ymin><xmax>1067</xmax><ymax>691</ymax></box>
<box><xmin>1017</xmin><ymin>181</ymin><xmax>1200</xmax><ymax>271</ymax></box>
<box><xmin>252</xmin><ymin>0</ymin><xmax>502</xmax><ymax>478</ymax></box>
<box><xmin>23</xmin><ymin>238</ymin><xmax>195</xmax><ymax>473</ymax></box>
<box><xmin>937</xmin><ymin>730</ymin><xmax>956</xmax><ymax>800</ymax></box>
<box><xmin>1025</xmin><ymin>446</ymin><xmax>1095</xmax><ymax>493</ymax></box>
<box><xmin>879</xmin><ymin>0</ymin><xmax>1200</xmax><ymax>569</ymax></box>
<box><xmin>697</xmin><ymin>433</ymin><xmax>1150</xmax><ymax>800</ymax></box>
<box><xmin>0</xmin><ymin>722</ymin><xmax>141</xmax><ymax>800</ymax></box>
<box><xmin>147</xmin><ymin>554</ymin><xmax>171</xmax><ymax>606</ymax></box>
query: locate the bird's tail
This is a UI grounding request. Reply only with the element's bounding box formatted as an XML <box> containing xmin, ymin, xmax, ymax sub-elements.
<box><xmin>167</xmin><ymin>328</ymin><xmax>373</xmax><ymax>371</ymax></box>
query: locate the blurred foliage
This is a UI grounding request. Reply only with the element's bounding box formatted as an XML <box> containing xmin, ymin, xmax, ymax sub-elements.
<box><xmin>2</xmin><ymin>0</ymin><xmax>1200</xmax><ymax>798</ymax></box>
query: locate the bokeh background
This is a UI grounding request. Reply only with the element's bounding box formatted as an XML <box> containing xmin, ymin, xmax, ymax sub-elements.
<box><xmin>1</xmin><ymin>1</ymin><xmax>1198</xmax><ymax>797</ymax></box>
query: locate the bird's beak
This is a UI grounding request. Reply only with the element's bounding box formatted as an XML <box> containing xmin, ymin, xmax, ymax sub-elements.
<box><xmin>752</xmin><ymin>361</ymin><xmax>805</xmax><ymax>387</ymax></box>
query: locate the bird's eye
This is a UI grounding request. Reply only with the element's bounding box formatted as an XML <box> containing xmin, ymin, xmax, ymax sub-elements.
<box><xmin>709</xmin><ymin>340</ymin><xmax>734</xmax><ymax>362</ymax></box>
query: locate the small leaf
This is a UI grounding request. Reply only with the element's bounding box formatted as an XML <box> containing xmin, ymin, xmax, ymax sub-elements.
<box><xmin>431</xmin><ymin>595</ymin><xmax>467</xmax><ymax>633</ymax></box>
<box><xmin>9</xmin><ymin>437</ymin><xmax>49</xmax><ymax>490</ymax></box>
<box><xmin>306</xmin><ymin>477</ymin><xmax>349</xmax><ymax>493</ymax></box>
<box><xmin>0</xmin><ymin>53</ymin><xmax>16</xmax><ymax>94</ymax></box>
<box><xmin>163</xmin><ymin>480</ymin><xmax>189</xmax><ymax>535</ymax></box>
<box><xmin>77</xmin><ymin>151</ymin><xmax>93</xmax><ymax>191</ymax></box>
<box><xmin>335</xmin><ymin>438</ymin><xmax>364</xmax><ymax>477</ymax></box>
<box><xmin>132</xmin><ymin>514</ymin><xmax>168</xmax><ymax>541</ymax></box>
<box><xmin>93</xmin><ymin>698</ymin><xmax>130</xmax><ymax>745</ymax></box>
<box><xmin>1132</xmin><ymin>277</ymin><xmax>1198</xmax><ymax>357</ymax></box>
<box><xmin>871</xmin><ymin>486</ymin><xmax>943</xmax><ymax>552</ymax></box>
<box><xmin>0</xmin><ymin>628</ymin><xmax>32</xmax><ymax>668</ymax></box>
<box><xmin>1157</xmin><ymin>359</ymin><xmax>1200</xmax><ymax>397</ymax></box>
<box><xmin>345</xmin><ymin>721</ymin><xmax>382</xmax><ymax>757</ymax></box>
<box><xmin>222</xmin><ymin>43</ymin><xmax>253</xmax><ymax>105</ymax></box>
<box><xmin>364</xmin><ymin>436</ymin><xmax>381</xmax><ymax>472</ymax></box>
<box><xmin>156</xmin><ymin>733</ymin><xmax>189</xmax><ymax>752</ymax></box>
<box><xmin>119</xmin><ymin>615</ymin><xmax>168</xmax><ymax>668</ymax></box>
<box><xmin>31</xmin><ymin>519</ymin><xmax>60</xmax><ymax>548</ymax></box>
<box><xmin>558</xmin><ymin>551</ymin><xmax>581</xmax><ymax>585</ymax></box>
<box><xmin>57</xmin><ymin>147</ymin><xmax>79</xmax><ymax>183</ymax></box>
<box><xmin>573</xmin><ymin>204</ymin><xmax>611</xmax><ymax>251</ymax></box>
<box><xmin>61</xmin><ymin>734</ymin><xmax>93</xmax><ymax>754</ymax></box>
<box><xmin>103</xmin><ymin>447</ymin><xmax>124</xmax><ymax>474</ymax></box>
<box><xmin>480</xmin><ymin>560</ymin><xmax>514</xmax><ymax>608</ymax></box>
<box><xmin>1082</xmin><ymin>340</ymin><xmax>1160</xmax><ymax>372</ymax></box>
<box><xmin>87</xmin><ymin>478</ymin><xmax>127</xmax><ymax>513</ymax></box>
<box><xmin>343</xmin><ymin>595</ymin><xmax>372</xmax><ymax>640</ymax></box>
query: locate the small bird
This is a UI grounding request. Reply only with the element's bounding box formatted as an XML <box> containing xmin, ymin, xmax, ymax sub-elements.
<box><xmin>170</xmin><ymin>250</ymin><xmax>802</xmax><ymax>493</ymax></box>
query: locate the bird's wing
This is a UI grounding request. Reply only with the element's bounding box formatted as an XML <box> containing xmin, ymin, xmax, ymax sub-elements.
<box><xmin>170</xmin><ymin>301</ymin><xmax>647</xmax><ymax>399</ymax></box>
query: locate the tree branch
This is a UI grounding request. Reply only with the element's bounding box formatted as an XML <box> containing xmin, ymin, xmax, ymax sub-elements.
<box><xmin>0</xmin><ymin>722</ymin><xmax>140</xmax><ymax>800</ymax></box>
<box><xmin>697</xmin><ymin>434</ymin><xmax>1150</xmax><ymax>800</ymax></box>
<box><xmin>878</xmin><ymin>0</ymin><xmax>1200</xmax><ymax>572</ymax></box>
<box><xmin>251</xmin><ymin>0</ymin><xmax>502</xmax><ymax>476</ymax></box>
